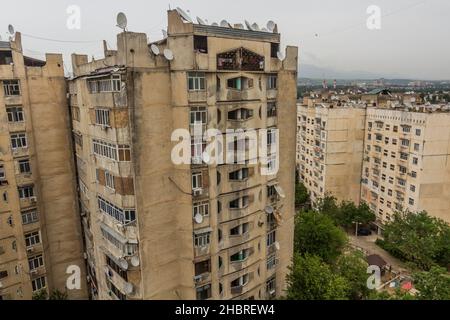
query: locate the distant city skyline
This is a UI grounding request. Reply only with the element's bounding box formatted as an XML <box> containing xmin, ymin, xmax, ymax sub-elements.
<box><xmin>1</xmin><ymin>0</ymin><xmax>449</xmax><ymax>80</ymax></box>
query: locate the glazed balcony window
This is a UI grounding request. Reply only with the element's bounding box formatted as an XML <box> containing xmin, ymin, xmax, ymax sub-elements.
<box><xmin>230</xmin><ymin>249</ymin><xmax>250</xmax><ymax>263</ymax></box>
<box><xmin>2</xmin><ymin>80</ymin><xmax>20</xmax><ymax>96</ymax></box>
<box><xmin>6</xmin><ymin>106</ymin><xmax>24</xmax><ymax>122</ymax></box>
<box><xmin>217</xmin><ymin>47</ymin><xmax>264</xmax><ymax>71</ymax></box>
<box><xmin>230</xmin><ymin>223</ymin><xmax>249</xmax><ymax>236</ymax></box>
<box><xmin>87</xmin><ymin>74</ymin><xmax>121</xmax><ymax>93</ymax></box>
<box><xmin>229</xmin><ymin>196</ymin><xmax>249</xmax><ymax>209</ymax></box>
<box><xmin>229</xmin><ymin>168</ymin><xmax>249</xmax><ymax>181</ymax></box>
<box><xmin>228</xmin><ymin>108</ymin><xmax>253</xmax><ymax>121</ymax></box>
<box><xmin>95</xmin><ymin>108</ymin><xmax>111</xmax><ymax>127</ymax></box>
<box><xmin>267</xmin><ymin>74</ymin><xmax>277</xmax><ymax>89</ymax></box>
<box><xmin>188</xmin><ymin>72</ymin><xmax>206</xmax><ymax>91</ymax></box>
<box><xmin>227</xmin><ymin>77</ymin><xmax>253</xmax><ymax>91</ymax></box>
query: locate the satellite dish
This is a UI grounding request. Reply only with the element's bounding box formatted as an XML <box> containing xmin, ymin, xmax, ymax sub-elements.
<box><xmin>116</xmin><ymin>12</ymin><xmax>127</xmax><ymax>30</ymax></box>
<box><xmin>220</xmin><ymin>20</ymin><xmax>230</xmax><ymax>28</ymax></box>
<box><xmin>131</xmin><ymin>255</ymin><xmax>140</xmax><ymax>267</ymax></box>
<box><xmin>211</xmin><ymin>22</ymin><xmax>219</xmax><ymax>27</ymax></box>
<box><xmin>163</xmin><ymin>49</ymin><xmax>174</xmax><ymax>61</ymax></box>
<box><xmin>119</xmin><ymin>258</ymin><xmax>129</xmax><ymax>270</ymax></box>
<box><xmin>176</xmin><ymin>7</ymin><xmax>193</xmax><ymax>23</ymax></box>
<box><xmin>277</xmin><ymin>51</ymin><xmax>285</xmax><ymax>61</ymax></box>
<box><xmin>262</xmin><ymin>27</ymin><xmax>268</xmax><ymax>32</ymax></box>
<box><xmin>197</xmin><ymin>17</ymin><xmax>206</xmax><ymax>25</ymax></box>
<box><xmin>162</xmin><ymin>29</ymin><xmax>168</xmax><ymax>38</ymax></box>
<box><xmin>251</xmin><ymin>23</ymin><xmax>260</xmax><ymax>31</ymax></box>
<box><xmin>194</xmin><ymin>214</ymin><xmax>204</xmax><ymax>224</ymax></box>
<box><xmin>245</xmin><ymin>20</ymin><xmax>253</xmax><ymax>30</ymax></box>
<box><xmin>234</xmin><ymin>23</ymin><xmax>244</xmax><ymax>29</ymax></box>
<box><xmin>274</xmin><ymin>241</ymin><xmax>280</xmax><ymax>250</ymax></box>
<box><xmin>265</xmin><ymin>206</ymin><xmax>274</xmax><ymax>214</ymax></box>
<box><xmin>8</xmin><ymin>24</ymin><xmax>15</xmax><ymax>35</ymax></box>
<box><xmin>124</xmin><ymin>282</ymin><xmax>134</xmax><ymax>295</ymax></box>
<box><xmin>267</xmin><ymin>20</ymin><xmax>276</xmax><ymax>32</ymax></box>
<box><xmin>150</xmin><ymin>44</ymin><xmax>160</xmax><ymax>55</ymax></box>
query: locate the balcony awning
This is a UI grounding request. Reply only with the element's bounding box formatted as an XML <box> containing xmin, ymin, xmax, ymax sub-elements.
<box><xmin>100</xmin><ymin>223</ymin><xmax>128</xmax><ymax>244</ymax></box>
<box><xmin>274</xmin><ymin>185</ymin><xmax>286</xmax><ymax>199</ymax></box>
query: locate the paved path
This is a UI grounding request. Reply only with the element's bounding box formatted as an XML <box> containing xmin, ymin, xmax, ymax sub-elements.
<box><xmin>348</xmin><ymin>235</ymin><xmax>408</xmax><ymax>273</ymax></box>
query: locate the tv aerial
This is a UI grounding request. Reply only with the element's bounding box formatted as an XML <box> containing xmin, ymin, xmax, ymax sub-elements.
<box><xmin>197</xmin><ymin>17</ymin><xmax>207</xmax><ymax>25</ymax></box>
<box><xmin>116</xmin><ymin>12</ymin><xmax>127</xmax><ymax>31</ymax></box>
<box><xmin>150</xmin><ymin>44</ymin><xmax>160</xmax><ymax>55</ymax></box>
<box><xmin>176</xmin><ymin>7</ymin><xmax>193</xmax><ymax>23</ymax></box>
<box><xmin>163</xmin><ymin>48</ymin><xmax>174</xmax><ymax>61</ymax></box>
<box><xmin>267</xmin><ymin>20</ymin><xmax>275</xmax><ymax>32</ymax></box>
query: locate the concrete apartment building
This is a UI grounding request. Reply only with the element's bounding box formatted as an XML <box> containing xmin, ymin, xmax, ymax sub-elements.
<box><xmin>296</xmin><ymin>102</ymin><xmax>366</xmax><ymax>204</ymax></box>
<box><xmin>361</xmin><ymin>107</ymin><xmax>450</xmax><ymax>226</ymax></box>
<box><xmin>0</xmin><ymin>34</ymin><xmax>86</xmax><ymax>300</ymax></box>
<box><xmin>69</xmin><ymin>10</ymin><xmax>297</xmax><ymax>300</ymax></box>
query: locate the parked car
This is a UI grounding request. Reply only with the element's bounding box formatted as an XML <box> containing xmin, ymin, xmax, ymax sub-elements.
<box><xmin>357</xmin><ymin>228</ymin><xmax>372</xmax><ymax>236</ymax></box>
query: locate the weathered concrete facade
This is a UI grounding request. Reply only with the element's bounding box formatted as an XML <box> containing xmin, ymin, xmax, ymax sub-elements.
<box><xmin>0</xmin><ymin>34</ymin><xmax>87</xmax><ymax>300</ymax></box>
<box><xmin>70</xmin><ymin>10</ymin><xmax>297</xmax><ymax>300</ymax></box>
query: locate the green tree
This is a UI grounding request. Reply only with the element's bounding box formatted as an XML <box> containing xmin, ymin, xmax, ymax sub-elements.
<box><xmin>32</xmin><ymin>289</ymin><xmax>48</xmax><ymax>300</ymax></box>
<box><xmin>49</xmin><ymin>289</ymin><xmax>68</xmax><ymax>300</ymax></box>
<box><xmin>295</xmin><ymin>181</ymin><xmax>309</xmax><ymax>208</ymax></box>
<box><xmin>413</xmin><ymin>267</ymin><xmax>450</xmax><ymax>300</ymax></box>
<box><xmin>294</xmin><ymin>211</ymin><xmax>347</xmax><ymax>264</ymax></box>
<box><xmin>340</xmin><ymin>201</ymin><xmax>376</xmax><ymax>229</ymax></box>
<box><xmin>286</xmin><ymin>254</ymin><xmax>349</xmax><ymax>300</ymax></box>
<box><xmin>335</xmin><ymin>250</ymin><xmax>370</xmax><ymax>299</ymax></box>
<box><xmin>379</xmin><ymin>211</ymin><xmax>450</xmax><ymax>270</ymax></box>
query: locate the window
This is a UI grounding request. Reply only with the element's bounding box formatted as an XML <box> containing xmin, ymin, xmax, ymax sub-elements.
<box><xmin>95</xmin><ymin>108</ymin><xmax>110</xmax><ymax>127</ymax></box>
<box><xmin>414</xmin><ymin>143</ymin><xmax>420</xmax><ymax>152</ymax></box>
<box><xmin>97</xmin><ymin>196</ymin><xmax>136</xmax><ymax>225</ymax></box>
<box><xmin>104</xmin><ymin>171</ymin><xmax>115</xmax><ymax>190</ymax></box>
<box><xmin>196</xmin><ymin>284</ymin><xmax>211</xmax><ymax>300</ymax></box>
<box><xmin>227</xmin><ymin>77</ymin><xmax>253</xmax><ymax>90</ymax></box>
<box><xmin>73</xmin><ymin>132</ymin><xmax>83</xmax><ymax>148</ymax></box>
<box><xmin>192</xmin><ymin>172</ymin><xmax>203</xmax><ymax>190</ymax></box>
<box><xmin>21</xmin><ymin>210</ymin><xmax>38</xmax><ymax>225</ymax></box>
<box><xmin>193</xmin><ymin>201</ymin><xmax>209</xmax><ymax>217</ymax></box>
<box><xmin>71</xmin><ymin>106</ymin><xmax>80</xmax><ymax>122</ymax></box>
<box><xmin>267</xmin><ymin>74</ymin><xmax>277</xmax><ymax>89</ymax></box>
<box><xmin>6</xmin><ymin>106</ymin><xmax>24</xmax><ymax>122</ymax></box>
<box><xmin>25</xmin><ymin>231</ymin><xmax>41</xmax><ymax>247</ymax></box>
<box><xmin>18</xmin><ymin>185</ymin><xmax>34</xmax><ymax>199</ymax></box>
<box><xmin>410</xmin><ymin>185</ymin><xmax>416</xmax><ymax>192</ymax></box>
<box><xmin>266</xmin><ymin>277</ymin><xmax>276</xmax><ymax>296</ymax></box>
<box><xmin>231</xmin><ymin>274</ymin><xmax>249</xmax><ymax>288</ymax></box>
<box><xmin>31</xmin><ymin>276</ymin><xmax>46</xmax><ymax>292</ymax></box>
<box><xmin>416</xmin><ymin>129</ymin><xmax>421</xmax><ymax>136</ymax></box>
<box><xmin>10</xmin><ymin>132</ymin><xmax>27</xmax><ymax>149</ymax></box>
<box><xmin>267</xmin><ymin>102</ymin><xmax>277</xmax><ymax>118</ymax></box>
<box><xmin>118</xmin><ymin>145</ymin><xmax>131</xmax><ymax>161</ymax></box>
<box><xmin>409</xmin><ymin>198</ymin><xmax>415</xmax><ymax>206</ymax></box>
<box><xmin>270</xmin><ymin>43</ymin><xmax>279</xmax><ymax>58</ymax></box>
<box><xmin>3</xmin><ymin>80</ymin><xmax>21</xmax><ymax>96</ymax></box>
<box><xmin>413</xmin><ymin>157</ymin><xmax>418</xmax><ymax>165</ymax></box>
<box><xmin>106</xmin><ymin>255</ymin><xmax>128</xmax><ymax>281</ymax></box>
<box><xmin>229</xmin><ymin>196</ymin><xmax>249</xmax><ymax>209</ymax></box>
<box><xmin>188</xmin><ymin>72</ymin><xmax>206</xmax><ymax>91</ymax></box>
<box><xmin>19</xmin><ymin>159</ymin><xmax>31</xmax><ymax>174</ymax></box>
<box><xmin>400</xmin><ymin>153</ymin><xmax>408</xmax><ymax>160</ymax></box>
<box><xmin>230</xmin><ymin>249</ymin><xmax>250</xmax><ymax>262</ymax></box>
<box><xmin>194</xmin><ymin>35</ymin><xmax>208</xmax><ymax>53</ymax></box>
<box><xmin>190</xmin><ymin>107</ymin><xmax>207</xmax><ymax>132</ymax></box>
<box><xmin>28</xmin><ymin>254</ymin><xmax>44</xmax><ymax>271</ymax></box>
<box><xmin>195</xmin><ymin>260</ymin><xmax>211</xmax><ymax>276</ymax></box>
<box><xmin>266</xmin><ymin>254</ymin><xmax>277</xmax><ymax>270</ymax></box>
<box><xmin>0</xmin><ymin>165</ymin><xmax>5</xmax><ymax>182</ymax></box>
<box><xmin>228</xmin><ymin>108</ymin><xmax>253</xmax><ymax>121</ymax></box>
<box><xmin>101</xmin><ymin>226</ymin><xmax>137</xmax><ymax>256</ymax></box>
<box><xmin>87</xmin><ymin>74</ymin><xmax>121</xmax><ymax>93</ymax></box>
<box><xmin>194</xmin><ymin>232</ymin><xmax>211</xmax><ymax>247</ymax></box>
<box><xmin>229</xmin><ymin>168</ymin><xmax>249</xmax><ymax>181</ymax></box>
<box><xmin>393</xmin><ymin>126</ymin><xmax>398</xmax><ymax>132</ymax></box>
<box><xmin>411</xmin><ymin>171</ymin><xmax>417</xmax><ymax>178</ymax></box>
<box><xmin>402</xmin><ymin>126</ymin><xmax>411</xmax><ymax>133</ymax></box>
<box><xmin>401</xmin><ymin>139</ymin><xmax>410</xmax><ymax>147</ymax></box>
<box><xmin>230</xmin><ymin>223</ymin><xmax>249</xmax><ymax>236</ymax></box>
<box><xmin>0</xmin><ymin>270</ymin><xmax>8</xmax><ymax>279</ymax></box>
<box><xmin>266</xmin><ymin>230</ymin><xmax>276</xmax><ymax>247</ymax></box>
<box><xmin>92</xmin><ymin>139</ymin><xmax>118</xmax><ymax>161</ymax></box>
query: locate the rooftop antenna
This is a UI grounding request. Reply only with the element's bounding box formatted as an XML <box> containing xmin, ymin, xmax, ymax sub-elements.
<box><xmin>245</xmin><ymin>20</ymin><xmax>253</xmax><ymax>31</ymax></box>
<box><xmin>220</xmin><ymin>20</ymin><xmax>231</xmax><ymax>28</ymax></box>
<box><xmin>150</xmin><ymin>44</ymin><xmax>160</xmax><ymax>55</ymax></box>
<box><xmin>251</xmin><ymin>23</ymin><xmax>260</xmax><ymax>31</ymax></box>
<box><xmin>196</xmin><ymin>17</ymin><xmax>207</xmax><ymax>25</ymax></box>
<box><xmin>267</xmin><ymin>20</ymin><xmax>276</xmax><ymax>32</ymax></box>
<box><xmin>163</xmin><ymin>48</ymin><xmax>174</xmax><ymax>61</ymax></box>
<box><xmin>116</xmin><ymin>12</ymin><xmax>127</xmax><ymax>31</ymax></box>
<box><xmin>176</xmin><ymin>7</ymin><xmax>193</xmax><ymax>23</ymax></box>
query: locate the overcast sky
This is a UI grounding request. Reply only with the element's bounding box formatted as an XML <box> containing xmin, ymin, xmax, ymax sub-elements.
<box><xmin>1</xmin><ymin>0</ymin><xmax>449</xmax><ymax>79</ymax></box>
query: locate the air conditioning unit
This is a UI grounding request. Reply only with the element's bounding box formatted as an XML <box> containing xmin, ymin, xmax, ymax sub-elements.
<box><xmin>30</xmin><ymin>196</ymin><xmax>37</xmax><ymax>203</ymax></box>
<box><xmin>193</xmin><ymin>188</ymin><xmax>203</xmax><ymax>197</ymax></box>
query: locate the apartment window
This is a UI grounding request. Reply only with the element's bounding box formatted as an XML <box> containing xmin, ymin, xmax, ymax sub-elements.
<box><xmin>194</xmin><ymin>232</ymin><xmax>211</xmax><ymax>247</ymax></box>
<box><xmin>25</xmin><ymin>231</ymin><xmax>40</xmax><ymax>247</ymax></box>
<box><xmin>188</xmin><ymin>72</ymin><xmax>206</xmax><ymax>91</ymax></box>
<box><xmin>196</xmin><ymin>284</ymin><xmax>211</xmax><ymax>300</ymax></box>
<box><xmin>194</xmin><ymin>35</ymin><xmax>208</xmax><ymax>53</ymax></box>
<box><xmin>399</xmin><ymin>166</ymin><xmax>407</xmax><ymax>174</ymax></box>
<box><xmin>16</xmin><ymin>159</ymin><xmax>30</xmax><ymax>175</ymax></box>
<box><xmin>398</xmin><ymin>179</ymin><xmax>406</xmax><ymax>186</ymax></box>
<box><xmin>401</xmin><ymin>139</ymin><xmax>410</xmax><ymax>147</ymax></box>
<box><xmin>410</xmin><ymin>185</ymin><xmax>416</xmax><ymax>192</ymax></box>
<box><xmin>267</xmin><ymin>102</ymin><xmax>277</xmax><ymax>118</ymax></box>
<box><xmin>192</xmin><ymin>172</ymin><xmax>203</xmax><ymax>190</ymax></box>
<box><xmin>190</xmin><ymin>107</ymin><xmax>207</xmax><ymax>131</ymax></box>
<box><xmin>390</xmin><ymin>164</ymin><xmax>395</xmax><ymax>171</ymax></box>
<box><xmin>266</xmin><ymin>254</ymin><xmax>277</xmax><ymax>270</ymax></box>
<box><xmin>266</xmin><ymin>277</ymin><xmax>276</xmax><ymax>296</ymax></box>
<box><xmin>267</xmin><ymin>74</ymin><xmax>277</xmax><ymax>89</ymax></box>
<box><xmin>227</xmin><ymin>77</ymin><xmax>253</xmax><ymax>90</ymax></box>
<box><xmin>409</xmin><ymin>198</ymin><xmax>415</xmax><ymax>206</ymax></box>
<box><xmin>18</xmin><ymin>185</ymin><xmax>34</xmax><ymax>199</ymax></box>
<box><xmin>97</xmin><ymin>196</ymin><xmax>136</xmax><ymax>225</ymax></box>
<box><xmin>0</xmin><ymin>165</ymin><xmax>5</xmax><ymax>182</ymax></box>
<box><xmin>388</xmin><ymin>189</ymin><xmax>393</xmax><ymax>196</ymax></box>
<box><xmin>414</xmin><ymin>143</ymin><xmax>420</xmax><ymax>152</ymax></box>
<box><xmin>193</xmin><ymin>201</ymin><xmax>209</xmax><ymax>217</ymax></box>
<box><xmin>400</xmin><ymin>153</ymin><xmax>409</xmax><ymax>160</ymax></box>
<box><xmin>31</xmin><ymin>276</ymin><xmax>46</xmax><ymax>292</ymax></box>
<box><xmin>413</xmin><ymin>157</ymin><xmax>418</xmax><ymax>165</ymax></box>
<box><xmin>0</xmin><ymin>271</ymin><xmax>8</xmax><ymax>279</ymax></box>
<box><xmin>415</xmin><ymin>129</ymin><xmax>421</xmax><ymax>136</ymax></box>
<box><xmin>105</xmin><ymin>171</ymin><xmax>115</xmax><ymax>190</ymax></box>
<box><xmin>228</xmin><ymin>108</ymin><xmax>253</xmax><ymax>121</ymax></box>
<box><xmin>21</xmin><ymin>210</ymin><xmax>38</xmax><ymax>225</ymax></box>
<box><xmin>368</xmin><ymin>133</ymin><xmax>372</xmax><ymax>141</ymax></box>
<box><xmin>87</xmin><ymin>74</ymin><xmax>121</xmax><ymax>93</ymax></box>
<box><xmin>392</xmin><ymin>139</ymin><xmax>397</xmax><ymax>145</ymax></box>
<box><xmin>231</xmin><ymin>274</ymin><xmax>249</xmax><ymax>289</ymax></box>
<box><xmin>95</xmin><ymin>108</ymin><xmax>110</xmax><ymax>127</ymax></box>
<box><xmin>6</xmin><ymin>106</ymin><xmax>24</xmax><ymax>122</ymax></box>
<box><xmin>230</xmin><ymin>249</ymin><xmax>250</xmax><ymax>262</ymax></box>
<box><xmin>411</xmin><ymin>171</ymin><xmax>417</xmax><ymax>178</ymax></box>
<box><xmin>195</xmin><ymin>260</ymin><xmax>211</xmax><ymax>276</ymax></box>
<box><xmin>270</xmin><ymin>43</ymin><xmax>279</xmax><ymax>58</ymax></box>
<box><xmin>92</xmin><ymin>139</ymin><xmax>117</xmax><ymax>161</ymax></box>
<box><xmin>229</xmin><ymin>168</ymin><xmax>249</xmax><ymax>181</ymax></box>
<box><xmin>230</xmin><ymin>223</ymin><xmax>249</xmax><ymax>236</ymax></box>
<box><xmin>229</xmin><ymin>196</ymin><xmax>249</xmax><ymax>209</ymax></box>
<box><xmin>28</xmin><ymin>254</ymin><xmax>44</xmax><ymax>271</ymax></box>
<box><xmin>3</xmin><ymin>80</ymin><xmax>21</xmax><ymax>96</ymax></box>
<box><xmin>10</xmin><ymin>132</ymin><xmax>27</xmax><ymax>149</ymax></box>
<box><xmin>266</xmin><ymin>230</ymin><xmax>276</xmax><ymax>247</ymax></box>
<box><xmin>393</xmin><ymin>126</ymin><xmax>398</xmax><ymax>132</ymax></box>
<box><xmin>106</xmin><ymin>255</ymin><xmax>128</xmax><ymax>281</ymax></box>
<box><xmin>118</xmin><ymin>145</ymin><xmax>131</xmax><ymax>161</ymax></box>
<box><xmin>382</xmin><ymin>162</ymin><xmax>387</xmax><ymax>168</ymax></box>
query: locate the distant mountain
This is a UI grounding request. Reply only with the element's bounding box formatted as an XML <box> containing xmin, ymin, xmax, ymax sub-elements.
<box><xmin>299</xmin><ymin>63</ymin><xmax>400</xmax><ymax>80</ymax></box>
